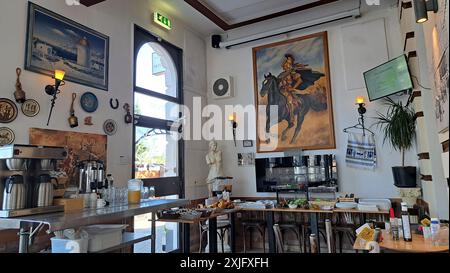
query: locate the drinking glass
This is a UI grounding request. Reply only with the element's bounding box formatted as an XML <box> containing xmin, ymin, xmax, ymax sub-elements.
<box><xmin>141</xmin><ymin>187</ymin><xmax>150</xmax><ymax>200</ymax></box>
<box><xmin>149</xmin><ymin>186</ymin><xmax>156</xmax><ymax>199</ymax></box>
<box><xmin>123</xmin><ymin>188</ymin><xmax>129</xmax><ymax>203</ymax></box>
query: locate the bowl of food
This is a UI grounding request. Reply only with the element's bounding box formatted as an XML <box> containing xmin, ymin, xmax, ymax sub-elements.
<box><xmin>288</xmin><ymin>198</ymin><xmax>308</xmax><ymax>209</ymax></box>
<box><xmin>309</xmin><ymin>199</ymin><xmax>336</xmax><ymax>210</ymax></box>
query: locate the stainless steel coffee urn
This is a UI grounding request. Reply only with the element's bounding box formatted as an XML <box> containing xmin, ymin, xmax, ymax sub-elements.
<box><xmin>2</xmin><ymin>175</ymin><xmax>26</xmax><ymax>210</ymax></box>
<box><xmin>78</xmin><ymin>161</ymin><xmax>105</xmax><ymax>193</ymax></box>
<box><xmin>0</xmin><ymin>145</ymin><xmax>67</xmax><ymax>218</ymax></box>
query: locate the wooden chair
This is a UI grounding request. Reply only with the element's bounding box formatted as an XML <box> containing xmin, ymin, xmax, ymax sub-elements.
<box><xmin>276</xmin><ymin>212</ymin><xmax>304</xmax><ymax>252</ymax></box>
<box><xmin>242</xmin><ymin>220</ymin><xmax>266</xmax><ymax>253</ymax></box>
<box><xmin>241</xmin><ymin>211</ymin><xmax>266</xmax><ymax>253</ymax></box>
<box><xmin>199</xmin><ymin>220</ymin><xmax>231</xmax><ymax>253</ymax></box>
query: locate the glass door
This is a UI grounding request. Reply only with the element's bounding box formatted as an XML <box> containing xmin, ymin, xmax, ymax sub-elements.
<box><xmin>133</xmin><ymin>25</ymin><xmax>184</xmax><ymax>253</ymax></box>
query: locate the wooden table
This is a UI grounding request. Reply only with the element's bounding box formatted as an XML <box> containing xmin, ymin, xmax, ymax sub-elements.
<box><xmin>353</xmin><ymin>230</ymin><xmax>449</xmax><ymax>253</ymax></box>
<box><xmin>158</xmin><ymin>208</ymin><xmax>240</xmax><ymax>253</ymax></box>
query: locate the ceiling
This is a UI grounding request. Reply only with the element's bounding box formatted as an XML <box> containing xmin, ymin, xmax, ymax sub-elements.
<box><xmin>200</xmin><ymin>0</ymin><xmax>327</xmax><ymax>24</ymax></box>
<box><xmin>81</xmin><ymin>0</ymin><xmax>398</xmax><ymax>37</ymax></box>
<box><xmin>185</xmin><ymin>0</ymin><xmax>339</xmax><ymax>30</ymax></box>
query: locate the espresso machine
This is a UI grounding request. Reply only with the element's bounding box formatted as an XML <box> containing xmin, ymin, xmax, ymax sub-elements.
<box><xmin>78</xmin><ymin>160</ymin><xmax>105</xmax><ymax>194</ymax></box>
<box><xmin>0</xmin><ymin>145</ymin><xmax>67</xmax><ymax>218</ymax></box>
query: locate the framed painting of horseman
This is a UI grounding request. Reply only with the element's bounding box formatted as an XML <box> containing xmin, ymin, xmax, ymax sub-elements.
<box><xmin>253</xmin><ymin>31</ymin><xmax>336</xmax><ymax>152</ymax></box>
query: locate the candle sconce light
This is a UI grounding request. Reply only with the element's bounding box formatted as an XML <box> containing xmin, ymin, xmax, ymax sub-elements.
<box><xmin>343</xmin><ymin>96</ymin><xmax>374</xmax><ymax>136</ymax></box>
<box><xmin>229</xmin><ymin>114</ymin><xmax>238</xmax><ymax>147</ymax></box>
<box><xmin>45</xmin><ymin>70</ymin><xmax>65</xmax><ymax>126</ymax></box>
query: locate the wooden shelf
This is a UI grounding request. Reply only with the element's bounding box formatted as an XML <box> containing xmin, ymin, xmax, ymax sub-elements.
<box><xmin>93</xmin><ymin>232</ymin><xmax>152</xmax><ymax>253</ymax></box>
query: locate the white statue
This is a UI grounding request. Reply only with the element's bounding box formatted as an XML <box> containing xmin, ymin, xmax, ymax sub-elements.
<box><xmin>205</xmin><ymin>140</ymin><xmax>224</xmax><ymax>197</ymax></box>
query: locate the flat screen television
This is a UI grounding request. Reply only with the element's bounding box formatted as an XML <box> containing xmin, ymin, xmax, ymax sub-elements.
<box><xmin>364</xmin><ymin>55</ymin><xmax>413</xmax><ymax>101</ymax></box>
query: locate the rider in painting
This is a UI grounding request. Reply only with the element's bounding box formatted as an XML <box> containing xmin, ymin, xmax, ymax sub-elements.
<box><xmin>278</xmin><ymin>54</ymin><xmax>304</xmax><ymax>126</ymax></box>
<box><xmin>260</xmin><ymin>53</ymin><xmax>327</xmax><ymax>144</ymax></box>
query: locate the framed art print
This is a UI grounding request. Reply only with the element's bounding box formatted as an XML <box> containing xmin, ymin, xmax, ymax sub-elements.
<box><xmin>25</xmin><ymin>2</ymin><xmax>109</xmax><ymax>90</ymax></box>
<box><xmin>253</xmin><ymin>31</ymin><xmax>336</xmax><ymax>152</ymax></box>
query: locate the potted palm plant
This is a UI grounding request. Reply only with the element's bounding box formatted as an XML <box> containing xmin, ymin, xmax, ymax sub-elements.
<box><xmin>375</xmin><ymin>97</ymin><xmax>417</xmax><ymax>188</ymax></box>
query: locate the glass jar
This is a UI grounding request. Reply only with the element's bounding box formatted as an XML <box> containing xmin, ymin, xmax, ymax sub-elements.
<box><xmin>128</xmin><ymin>179</ymin><xmax>143</xmax><ymax>204</ymax></box>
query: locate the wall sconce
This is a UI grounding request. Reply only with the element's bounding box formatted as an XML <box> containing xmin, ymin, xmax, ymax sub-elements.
<box><xmin>356</xmin><ymin>96</ymin><xmax>367</xmax><ymax>115</ymax></box>
<box><xmin>229</xmin><ymin>114</ymin><xmax>238</xmax><ymax>147</ymax></box>
<box><xmin>413</xmin><ymin>0</ymin><xmax>438</xmax><ymax>23</ymax></box>
<box><xmin>45</xmin><ymin>70</ymin><xmax>65</xmax><ymax>126</ymax></box>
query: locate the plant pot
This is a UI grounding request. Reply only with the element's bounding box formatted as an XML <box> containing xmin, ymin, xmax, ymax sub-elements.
<box><xmin>392</xmin><ymin>166</ymin><xmax>417</xmax><ymax>188</ymax></box>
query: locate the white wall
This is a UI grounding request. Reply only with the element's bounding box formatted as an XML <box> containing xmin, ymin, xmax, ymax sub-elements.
<box><xmin>0</xmin><ymin>0</ymin><xmax>208</xmax><ymax>200</ymax></box>
<box><xmin>413</xmin><ymin>0</ymin><xmax>449</xmax><ymax>218</ymax></box>
<box><xmin>206</xmin><ymin>6</ymin><xmax>418</xmax><ymax>198</ymax></box>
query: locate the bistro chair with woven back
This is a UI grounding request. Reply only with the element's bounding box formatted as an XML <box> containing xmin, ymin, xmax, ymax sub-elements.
<box><xmin>241</xmin><ymin>211</ymin><xmax>266</xmax><ymax>253</ymax></box>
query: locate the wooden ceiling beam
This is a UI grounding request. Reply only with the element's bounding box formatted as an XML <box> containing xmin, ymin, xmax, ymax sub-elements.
<box><xmin>80</xmin><ymin>0</ymin><xmax>106</xmax><ymax>7</ymax></box>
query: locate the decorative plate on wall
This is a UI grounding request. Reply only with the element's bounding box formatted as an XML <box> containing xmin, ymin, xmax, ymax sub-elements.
<box><xmin>0</xmin><ymin>98</ymin><xmax>18</xmax><ymax>123</ymax></box>
<box><xmin>103</xmin><ymin>119</ymin><xmax>117</xmax><ymax>136</ymax></box>
<box><xmin>80</xmin><ymin>92</ymin><xmax>99</xmax><ymax>113</ymax></box>
<box><xmin>0</xmin><ymin>127</ymin><xmax>15</xmax><ymax>145</ymax></box>
<box><xmin>21</xmin><ymin>99</ymin><xmax>40</xmax><ymax>117</ymax></box>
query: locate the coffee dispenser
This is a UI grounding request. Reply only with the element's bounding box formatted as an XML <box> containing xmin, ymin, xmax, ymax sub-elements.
<box><xmin>78</xmin><ymin>160</ymin><xmax>105</xmax><ymax>193</ymax></box>
<box><xmin>0</xmin><ymin>145</ymin><xmax>67</xmax><ymax>218</ymax></box>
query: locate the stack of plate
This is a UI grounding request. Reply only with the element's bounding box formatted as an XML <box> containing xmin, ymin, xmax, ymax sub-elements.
<box><xmin>358</xmin><ymin>199</ymin><xmax>392</xmax><ymax>211</ymax></box>
<box><xmin>335</xmin><ymin>202</ymin><xmax>358</xmax><ymax>209</ymax></box>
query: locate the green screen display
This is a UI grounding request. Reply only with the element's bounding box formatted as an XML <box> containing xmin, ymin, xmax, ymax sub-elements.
<box><xmin>364</xmin><ymin>55</ymin><xmax>413</xmax><ymax>101</ymax></box>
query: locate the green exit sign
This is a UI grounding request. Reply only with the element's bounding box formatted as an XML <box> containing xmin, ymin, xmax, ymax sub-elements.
<box><xmin>154</xmin><ymin>12</ymin><xmax>172</xmax><ymax>30</ymax></box>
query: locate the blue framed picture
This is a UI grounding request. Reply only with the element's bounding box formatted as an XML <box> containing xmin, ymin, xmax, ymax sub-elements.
<box><xmin>25</xmin><ymin>2</ymin><xmax>109</xmax><ymax>91</ymax></box>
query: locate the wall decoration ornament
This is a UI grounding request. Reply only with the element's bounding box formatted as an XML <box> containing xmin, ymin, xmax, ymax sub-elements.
<box><xmin>123</xmin><ymin>103</ymin><xmax>133</xmax><ymax>124</ymax></box>
<box><xmin>80</xmin><ymin>92</ymin><xmax>99</xmax><ymax>113</ymax></box>
<box><xmin>0</xmin><ymin>127</ymin><xmax>15</xmax><ymax>145</ymax></box>
<box><xmin>103</xmin><ymin>119</ymin><xmax>118</xmax><ymax>136</ymax></box>
<box><xmin>14</xmin><ymin>68</ymin><xmax>27</xmax><ymax>103</ymax></box>
<box><xmin>21</xmin><ymin>99</ymin><xmax>40</xmax><ymax>117</ymax></box>
<box><xmin>68</xmin><ymin>93</ymin><xmax>79</xmax><ymax>128</ymax></box>
<box><xmin>84</xmin><ymin>116</ymin><xmax>93</xmax><ymax>126</ymax></box>
<box><xmin>243</xmin><ymin>140</ymin><xmax>254</xmax><ymax>148</ymax></box>
<box><xmin>25</xmin><ymin>2</ymin><xmax>110</xmax><ymax>90</ymax></box>
<box><xmin>29</xmin><ymin>128</ymin><xmax>107</xmax><ymax>184</ymax></box>
<box><xmin>110</xmin><ymin>98</ymin><xmax>119</xmax><ymax>109</ymax></box>
<box><xmin>253</xmin><ymin>31</ymin><xmax>336</xmax><ymax>152</ymax></box>
<box><xmin>0</xmin><ymin>98</ymin><xmax>18</xmax><ymax>124</ymax></box>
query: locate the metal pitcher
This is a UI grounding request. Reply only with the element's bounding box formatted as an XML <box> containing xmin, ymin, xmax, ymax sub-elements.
<box><xmin>2</xmin><ymin>175</ymin><xmax>26</xmax><ymax>210</ymax></box>
<box><xmin>34</xmin><ymin>174</ymin><xmax>56</xmax><ymax>207</ymax></box>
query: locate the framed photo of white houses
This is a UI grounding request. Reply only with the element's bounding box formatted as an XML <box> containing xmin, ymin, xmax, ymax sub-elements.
<box><xmin>25</xmin><ymin>2</ymin><xmax>110</xmax><ymax>90</ymax></box>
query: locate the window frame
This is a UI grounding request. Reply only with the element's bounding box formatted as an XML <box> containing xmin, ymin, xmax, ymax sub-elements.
<box><xmin>132</xmin><ymin>24</ymin><xmax>184</xmax><ymax>198</ymax></box>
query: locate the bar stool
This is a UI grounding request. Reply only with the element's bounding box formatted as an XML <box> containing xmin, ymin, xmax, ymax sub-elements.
<box><xmin>241</xmin><ymin>211</ymin><xmax>266</xmax><ymax>253</ymax></box>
